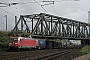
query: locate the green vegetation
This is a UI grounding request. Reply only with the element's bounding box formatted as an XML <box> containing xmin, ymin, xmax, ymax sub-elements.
<box><xmin>0</xmin><ymin>31</ymin><xmax>30</xmax><ymax>53</ymax></box>
<box><xmin>0</xmin><ymin>31</ymin><xmax>9</xmax><ymax>52</ymax></box>
<box><xmin>89</xmin><ymin>58</ymin><xmax>90</xmax><ymax>60</ymax></box>
<box><xmin>80</xmin><ymin>46</ymin><xmax>90</xmax><ymax>56</ymax></box>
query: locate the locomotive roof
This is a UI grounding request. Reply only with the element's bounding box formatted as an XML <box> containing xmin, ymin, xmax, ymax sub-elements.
<box><xmin>10</xmin><ymin>36</ymin><xmax>34</xmax><ymax>40</ymax></box>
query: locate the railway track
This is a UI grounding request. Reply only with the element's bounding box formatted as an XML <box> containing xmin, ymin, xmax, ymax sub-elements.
<box><xmin>0</xmin><ymin>48</ymin><xmax>80</xmax><ymax>60</ymax></box>
<box><xmin>0</xmin><ymin>49</ymin><xmax>64</xmax><ymax>60</ymax></box>
<box><xmin>32</xmin><ymin>50</ymin><xmax>71</xmax><ymax>60</ymax></box>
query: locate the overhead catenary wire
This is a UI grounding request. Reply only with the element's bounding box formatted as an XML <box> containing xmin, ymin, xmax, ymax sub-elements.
<box><xmin>0</xmin><ymin>1</ymin><xmax>51</xmax><ymax>31</ymax></box>
<box><xmin>0</xmin><ymin>0</ymin><xmax>80</xmax><ymax>18</ymax></box>
<box><xmin>0</xmin><ymin>0</ymin><xmax>49</xmax><ymax>14</ymax></box>
<box><xmin>0</xmin><ymin>8</ymin><xmax>17</xmax><ymax>17</ymax></box>
<box><xmin>41</xmin><ymin>0</ymin><xmax>76</xmax><ymax>14</ymax></box>
<box><xmin>0</xmin><ymin>0</ymin><xmax>26</xmax><ymax>15</ymax></box>
<box><xmin>34</xmin><ymin>0</ymin><xmax>48</xmax><ymax>13</ymax></box>
<box><xmin>41</xmin><ymin>0</ymin><xmax>79</xmax><ymax>4</ymax></box>
<box><xmin>41</xmin><ymin>0</ymin><xmax>80</xmax><ymax>15</ymax></box>
<box><xmin>42</xmin><ymin>0</ymin><xmax>57</xmax><ymax>15</ymax></box>
<box><xmin>0</xmin><ymin>0</ymin><xmax>20</xmax><ymax>18</ymax></box>
<box><xmin>0</xmin><ymin>1</ymin><xmax>19</xmax><ymax>29</ymax></box>
<box><xmin>41</xmin><ymin>1</ymin><xmax>54</xmax><ymax>6</ymax></box>
<box><xmin>0</xmin><ymin>6</ymin><xmax>7</xmax><ymax>7</ymax></box>
<box><xmin>0</xmin><ymin>1</ymin><xmax>37</xmax><ymax>5</ymax></box>
<box><xmin>0</xmin><ymin>0</ymin><xmax>36</xmax><ymax>31</ymax></box>
<box><xmin>49</xmin><ymin>5</ymin><xmax>57</xmax><ymax>14</ymax></box>
<box><xmin>48</xmin><ymin>0</ymin><xmax>57</xmax><ymax>15</ymax></box>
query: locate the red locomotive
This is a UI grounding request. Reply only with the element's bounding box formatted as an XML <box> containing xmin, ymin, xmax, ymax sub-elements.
<box><xmin>8</xmin><ymin>37</ymin><xmax>36</xmax><ymax>51</ymax></box>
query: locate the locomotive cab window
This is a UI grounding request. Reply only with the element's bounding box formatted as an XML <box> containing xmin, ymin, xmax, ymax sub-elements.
<box><xmin>10</xmin><ymin>38</ymin><xmax>18</xmax><ymax>42</ymax></box>
<box><xmin>20</xmin><ymin>39</ymin><xmax>21</xmax><ymax>41</ymax></box>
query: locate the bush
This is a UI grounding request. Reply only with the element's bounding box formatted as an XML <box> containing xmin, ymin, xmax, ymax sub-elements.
<box><xmin>0</xmin><ymin>31</ymin><xmax>9</xmax><ymax>52</ymax></box>
<box><xmin>21</xmin><ymin>32</ymin><xmax>30</xmax><ymax>37</ymax></box>
<box><xmin>80</xmin><ymin>46</ymin><xmax>90</xmax><ymax>56</ymax></box>
<box><xmin>0</xmin><ymin>43</ymin><xmax>8</xmax><ymax>53</ymax></box>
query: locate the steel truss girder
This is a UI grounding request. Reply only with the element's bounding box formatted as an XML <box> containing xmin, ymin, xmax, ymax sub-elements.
<box><xmin>12</xmin><ymin>13</ymin><xmax>90</xmax><ymax>39</ymax></box>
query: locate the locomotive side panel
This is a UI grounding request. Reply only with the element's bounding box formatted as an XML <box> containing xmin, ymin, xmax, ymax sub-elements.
<box><xmin>19</xmin><ymin>39</ymin><xmax>36</xmax><ymax>48</ymax></box>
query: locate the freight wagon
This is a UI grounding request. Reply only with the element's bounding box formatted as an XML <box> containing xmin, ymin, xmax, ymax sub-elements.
<box><xmin>46</xmin><ymin>40</ymin><xmax>54</xmax><ymax>49</ymax></box>
<box><xmin>36</xmin><ymin>40</ymin><xmax>46</xmax><ymax>49</ymax></box>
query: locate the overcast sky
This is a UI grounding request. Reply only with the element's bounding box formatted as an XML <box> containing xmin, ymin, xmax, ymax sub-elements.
<box><xmin>0</xmin><ymin>0</ymin><xmax>90</xmax><ymax>31</ymax></box>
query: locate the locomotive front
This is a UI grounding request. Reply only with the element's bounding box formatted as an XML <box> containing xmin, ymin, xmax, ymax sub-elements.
<box><xmin>8</xmin><ymin>37</ymin><xmax>20</xmax><ymax>50</ymax></box>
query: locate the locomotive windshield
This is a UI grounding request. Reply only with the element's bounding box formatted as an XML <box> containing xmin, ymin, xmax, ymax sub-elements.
<box><xmin>10</xmin><ymin>38</ymin><xmax>18</xmax><ymax>42</ymax></box>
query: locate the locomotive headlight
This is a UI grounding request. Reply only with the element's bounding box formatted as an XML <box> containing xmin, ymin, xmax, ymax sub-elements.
<box><xmin>15</xmin><ymin>43</ymin><xmax>18</xmax><ymax>44</ymax></box>
<box><xmin>9</xmin><ymin>43</ymin><xmax>12</xmax><ymax>45</ymax></box>
<box><xmin>9</xmin><ymin>43</ymin><xmax>12</xmax><ymax>46</ymax></box>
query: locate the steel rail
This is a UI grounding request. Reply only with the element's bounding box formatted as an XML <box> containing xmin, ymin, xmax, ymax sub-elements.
<box><xmin>32</xmin><ymin>50</ymin><xmax>71</xmax><ymax>60</ymax></box>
